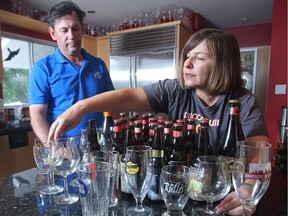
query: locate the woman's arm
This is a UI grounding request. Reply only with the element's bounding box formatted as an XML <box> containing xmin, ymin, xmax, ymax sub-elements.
<box><xmin>48</xmin><ymin>88</ymin><xmax>150</xmax><ymax>140</ymax></box>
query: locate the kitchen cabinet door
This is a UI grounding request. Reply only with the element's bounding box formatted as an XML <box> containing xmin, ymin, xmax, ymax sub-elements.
<box><xmin>82</xmin><ymin>34</ymin><xmax>97</xmax><ymax>57</ymax></box>
<box><xmin>96</xmin><ymin>36</ymin><xmax>110</xmax><ymax>69</ymax></box>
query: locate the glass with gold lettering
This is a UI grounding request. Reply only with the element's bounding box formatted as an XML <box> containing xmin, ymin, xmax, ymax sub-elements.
<box><xmin>160</xmin><ymin>164</ymin><xmax>190</xmax><ymax>216</ymax></box>
<box><xmin>125</xmin><ymin>145</ymin><xmax>153</xmax><ymax>216</ymax></box>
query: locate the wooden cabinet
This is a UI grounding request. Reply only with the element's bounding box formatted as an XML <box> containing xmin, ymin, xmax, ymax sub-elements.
<box><xmin>0</xmin><ymin>130</ymin><xmax>36</xmax><ymax>179</ymax></box>
<box><xmin>96</xmin><ymin>36</ymin><xmax>110</xmax><ymax>68</ymax></box>
<box><xmin>82</xmin><ymin>34</ymin><xmax>98</xmax><ymax>56</ymax></box>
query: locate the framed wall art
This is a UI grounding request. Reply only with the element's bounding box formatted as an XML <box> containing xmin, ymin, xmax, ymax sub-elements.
<box><xmin>240</xmin><ymin>48</ymin><xmax>257</xmax><ymax>94</ymax></box>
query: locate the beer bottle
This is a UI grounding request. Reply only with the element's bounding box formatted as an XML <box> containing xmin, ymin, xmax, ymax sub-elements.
<box><xmin>101</xmin><ymin>112</ymin><xmax>114</xmax><ymax>150</ymax></box>
<box><xmin>103</xmin><ymin>112</ymin><xmax>113</xmax><ymax>134</ymax></box>
<box><xmin>158</xmin><ymin>118</ymin><xmax>165</xmax><ymax>129</ymax></box>
<box><xmin>120</xmin><ymin>117</ymin><xmax>128</xmax><ymax>141</ymax></box>
<box><xmin>111</xmin><ymin>119</ymin><xmax>124</xmax><ymax>154</ymax></box>
<box><xmin>147</xmin><ymin>125</ymin><xmax>165</xmax><ymax>201</ymax></box>
<box><xmin>163</xmin><ymin>120</ymin><xmax>173</xmax><ymax>164</ymax></box>
<box><xmin>88</xmin><ymin>119</ymin><xmax>101</xmax><ymax>152</ymax></box>
<box><xmin>133</xmin><ymin>120</ymin><xmax>144</xmax><ymax>145</ymax></box>
<box><xmin>124</xmin><ymin>123</ymin><xmax>134</xmax><ymax>151</ymax></box>
<box><xmin>168</xmin><ymin>123</ymin><xmax>187</xmax><ymax>165</ymax></box>
<box><xmin>197</xmin><ymin>118</ymin><xmax>213</xmax><ymax>156</ymax></box>
<box><xmin>119</xmin><ymin>112</ymin><xmax>126</xmax><ymax>118</ymax></box>
<box><xmin>185</xmin><ymin>117</ymin><xmax>197</xmax><ymax>166</ymax></box>
<box><xmin>132</xmin><ymin>111</ymin><xmax>139</xmax><ymax>120</ymax></box>
<box><xmin>142</xmin><ymin>114</ymin><xmax>149</xmax><ymax>144</ymax></box>
<box><xmin>148</xmin><ymin>121</ymin><xmax>158</xmax><ymax>146</ymax></box>
<box><xmin>218</xmin><ymin>100</ymin><xmax>245</xmax><ymax>172</ymax></box>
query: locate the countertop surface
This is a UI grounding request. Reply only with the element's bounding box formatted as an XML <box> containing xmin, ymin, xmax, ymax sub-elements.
<box><xmin>0</xmin><ymin>167</ymin><xmax>286</xmax><ymax>216</ymax></box>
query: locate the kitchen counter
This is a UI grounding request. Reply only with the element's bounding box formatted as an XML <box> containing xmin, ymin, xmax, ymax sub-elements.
<box><xmin>0</xmin><ymin>168</ymin><xmax>286</xmax><ymax>216</ymax></box>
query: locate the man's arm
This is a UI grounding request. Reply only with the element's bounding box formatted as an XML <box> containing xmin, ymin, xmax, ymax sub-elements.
<box><xmin>30</xmin><ymin>104</ymin><xmax>50</xmax><ymax>139</ymax></box>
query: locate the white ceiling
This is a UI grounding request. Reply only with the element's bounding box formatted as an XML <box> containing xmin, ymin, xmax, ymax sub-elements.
<box><xmin>22</xmin><ymin>0</ymin><xmax>274</xmax><ymax>29</ymax></box>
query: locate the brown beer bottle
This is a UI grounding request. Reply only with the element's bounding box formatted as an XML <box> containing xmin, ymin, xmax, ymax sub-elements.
<box><xmin>185</xmin><ymin>117</ymin><xmax>197</xmax><ymax>167</ymax></box>
<box><xmin>88</xmin><ymin>119</ymin><xmax>101</xmax><ymax>152</ymax></box>
<box><xmin>142</xmin><ymin>114</ymin><xmax>149</xmax><ymax>144</ymax></box>
<box><xmin>218</xmin><ymin>100</ymin><xmax>245</xmax><ymax>172</ymax></box>
<box><xmin>168</xmin><ymin>123</ymin><xmax>187</xmax><ymax>165</ymax></box>
<box><xmin>163</xmin><ymin>120</ymin><xmax>173</xmax><ymax>164</ymax></box>
<box><xmin>111</xmin><ymin>119</ymin><xmax>124</xmax><ymax>155</ymax></box>
<box><xmin>147</xmin><ymin>125</ymin><xmax>165</xmax><ymax>201</ymax></box>
<box><xmin>133</xmin><ymin>120</ymin><xmax>144</xmax><ymax>145</ymax></box>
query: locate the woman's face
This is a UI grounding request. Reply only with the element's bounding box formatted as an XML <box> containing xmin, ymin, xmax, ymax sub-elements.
<box><xmin>182</xmin><ymin>40</ymin><xmax>213</xmax><ymax>90</ymax></box>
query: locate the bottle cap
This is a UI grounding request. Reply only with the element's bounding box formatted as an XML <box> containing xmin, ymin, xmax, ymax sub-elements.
<box><xmin>103</xmin><ymin>112</ymin><xmax>112</xmax><ymax>116</ymax></box>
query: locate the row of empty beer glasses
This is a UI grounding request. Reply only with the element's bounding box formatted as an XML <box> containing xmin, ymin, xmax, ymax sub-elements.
<box><xmin>34</xmin><ymin>138</ymin><xmax>271</xmax><ymax>216</ymax></box>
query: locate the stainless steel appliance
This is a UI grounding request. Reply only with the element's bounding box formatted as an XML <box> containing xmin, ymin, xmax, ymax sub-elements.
<box><xmin>109</xmin><ymin>25</ymin><xmax>177</xmax><ymax>90</ymax></box>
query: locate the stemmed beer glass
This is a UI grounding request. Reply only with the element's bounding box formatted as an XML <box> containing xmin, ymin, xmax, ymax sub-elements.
<box><xmin>48</xmin><ymin>137</ymin><xmax>80</xmax><ymax>205</ymax></box>
<box><xmin>125</xmin><ymin>145</ymin><xmax>153</xmax><ymax>216</ymax></box>
<box><xmin>33</xmin><ymin>138</ymin><xmax>63</xmax><ymax>195</ymax></box>
<box><xmin>232</xmin><ymin>141</ymin><xmax>272</xmax><ymax>216</ymax></box>
<box><xmin>191</xmin><ymin>155</ymin><xmax>231</xmax><ymax>216</ymax></box>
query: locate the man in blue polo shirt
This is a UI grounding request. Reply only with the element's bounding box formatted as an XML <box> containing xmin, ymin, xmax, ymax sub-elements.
<box><xmin>28</xmin><ymin>1</ymin><xmax>114</xmax><ymax>139</ymax></box>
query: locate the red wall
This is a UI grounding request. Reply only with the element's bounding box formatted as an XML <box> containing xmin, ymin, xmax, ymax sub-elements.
<box><xmin>265</xmin><ymin>0</ymin><xmax>287</xmax><ymax>152</ymax></box>
<box><xmin>226</xmin><ymin>0</ymin><xmax>287</xmax><ymax>157</ymax></box>
<box><xmin>224</xmin><ymin>23</ymin><xmax>272</xmax><ymax>47</ymax></box>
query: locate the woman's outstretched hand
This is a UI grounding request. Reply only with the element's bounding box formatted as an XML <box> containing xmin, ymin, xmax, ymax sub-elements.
<box><xmin>48</xmin><ymin>101</ymin><xmax>84</xmax><ymax>141</ymax></box>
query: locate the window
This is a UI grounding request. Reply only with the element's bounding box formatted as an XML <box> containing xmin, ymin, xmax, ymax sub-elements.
<box><xmin>1</xmin><ymin>33</ymin><xmax>56</xmax><ymax>108</ymax></box>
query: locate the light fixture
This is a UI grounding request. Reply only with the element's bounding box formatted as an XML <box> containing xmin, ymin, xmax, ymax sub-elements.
<box><xmin>240</xmin><ymin>17</ymin><xmax>250</xmax><ymax>22</ymax></box>
<box><xmin>87</xmin><ymin>10</ymin><xmax>96</xmax><ymax>14</ymax></box>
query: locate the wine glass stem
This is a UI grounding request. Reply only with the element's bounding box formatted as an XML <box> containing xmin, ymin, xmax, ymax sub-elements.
<box><xmin>47</xmin><ymin>172</ymin><xmax>55</xmax><ymax>186</ymax></box>
<box><xmin>205</xmin><ymin>200</ymin><xmax>214</xmax><ymax>213</ymax></box>
<box><xmin>134</xmin><ymin>198</ymin><xmax>145</xmax><ymax>212</ymax></box>
<box><xmin>63</xmin><ymin>175</ymin><xmax>69</xmax><ymax>198</ymax></box>
<box><xmin>242</xmin><ymin>203</ymin><xmax>253</xmax><ymax>216</ymax></box>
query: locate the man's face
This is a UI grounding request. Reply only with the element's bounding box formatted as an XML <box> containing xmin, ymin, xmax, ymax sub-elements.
<box><xmin>48</xmin><ymin>11</ymin><xmax>83</xmax><ymax>58</ymax></box>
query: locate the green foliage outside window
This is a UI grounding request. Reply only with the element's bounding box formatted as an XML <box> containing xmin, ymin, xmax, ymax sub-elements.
<box><xmin>3</xmin><ymin>68</ymin><xmax>29</xmax><ymax>104</ymax></box>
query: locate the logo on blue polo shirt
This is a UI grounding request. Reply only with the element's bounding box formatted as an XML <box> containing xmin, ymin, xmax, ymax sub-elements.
<box><xmin>90</xmin><ymin>71</ymin><xmax>102</xmax><ymax>79</ymax></box>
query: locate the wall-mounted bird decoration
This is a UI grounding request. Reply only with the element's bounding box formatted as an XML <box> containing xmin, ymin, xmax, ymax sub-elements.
<box><xmin>4</xmin><ymin>48</ymin><xmax>20</xmax><ymax>61</ymax></box>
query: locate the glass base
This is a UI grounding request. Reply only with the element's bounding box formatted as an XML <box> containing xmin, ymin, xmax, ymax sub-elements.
<box><xmin>195</xmin><ymin>206</ymin><xmax>219</xmax><ymax>216</ymax></box>
<box><xmin>54</xmin><ymin>193</ymin><xmax>79</xmax><ymax>205</ymax></box>
<box><xmin>162</xmin><ymin>210</ymin><xmax>187</xmax><ymax>216</ymax></box>
<box><xmin>126</xmin><ymin>205</ymin><xmax>152</xmax><ymax>216</ymax></box>
<box><xmin>39</xmin><ymin>184</ymin><xmax>63</xmax><ymax>195</ymax></box>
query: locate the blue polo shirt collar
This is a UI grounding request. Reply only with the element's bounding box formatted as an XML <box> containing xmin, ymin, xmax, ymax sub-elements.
<box><xmin>52</xmin><ymin>47</ymin><xmax>98</xmax><ymax>65</ymax></box>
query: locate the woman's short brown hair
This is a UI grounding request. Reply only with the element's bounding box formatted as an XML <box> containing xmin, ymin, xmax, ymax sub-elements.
<box><xmin>178</xmin><ymin>28</ymin><xmax>243</xmax><ymax>95</ymax></box>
